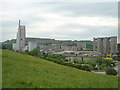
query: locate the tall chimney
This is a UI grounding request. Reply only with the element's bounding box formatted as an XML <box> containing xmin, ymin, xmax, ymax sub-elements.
<box><xmin>19</xmin><ymin>20</ymin><xmax>20</xmax><ymax>27</ymax></box>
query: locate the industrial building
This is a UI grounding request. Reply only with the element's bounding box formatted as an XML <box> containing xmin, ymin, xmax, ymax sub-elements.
<box><xmin>13</xmin><ymin>20</ymin><xmax>86</xmax><ymax>53</ymax></box>
<box><xmin>13</xmin><ymin>20</ymin><xmax>26</xmax><ymax>52</ymax></box>
<box><xmin>13</xmin><ymin>20</ymin><xmax>118</xmax><ymax>56</ymax></box>
<box><xmin>93</xmin><ymin>36</ymin><xmax>118</xmax><ymax>55</ymax></box>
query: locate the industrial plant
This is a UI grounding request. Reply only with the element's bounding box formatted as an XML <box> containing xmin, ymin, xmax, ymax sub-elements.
<box><xmin>13</xmin><ymin>20</ymin><xmax>118</xmax><ymax>57</ymax></box>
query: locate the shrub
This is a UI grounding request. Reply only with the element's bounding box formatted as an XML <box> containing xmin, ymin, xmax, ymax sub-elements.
<box><xmin>113</xmin><ymin>56</ymin><xmax>119</xmax><ymax>60</ymax></box>
<box><xmin>110</xmin><ymin>62</ymin><xmax>116</xmax><ymax>67</ymax></box>
<box><xmin>82</xmin><ymin>65</ymin><xmax>91</xmax><ymax>71</ymax></box>
<box><xmin>74</xmin><ymin>64</ymin><xmax>83</xmax><ymax>69</ymax></box>
<box><xmin>64</xmin><ymin>62</ymin><xmax>73</xmax><ymax>67</ymax></box>
<box><xmin>94</xmin><ymin>67</ymin><xmax>98</xmax><ymax>70</ymax></box>
<box><xmin>29</xmin><ymin>48</ymin><xmax>40</xmax><ymax>56</ymax></box>
<box><xmin>106</xmin><ymin>67</ymin><xmax>118</xmax><ymax>76</ymax></box>
<box><xmin>91</xmin><ymin>63</ymin><xmax>96</xmax><ymax>68</ymax></box>
<box><xmin>43</xmin><ymin>54</ymin><xmax>48</xmax><ymax>59</ymax></box>
<box><xmin>104</xmin><ymin>58</ymin><xmax>113</xmax><ymax>67</ymax></box>
<box><xmin>78</xmin><ymin>61</ymin><xmax>85</xmax><ymax>64</ymax></box>
<box><xmin>56</xmin><ymin>60</ymin><xmax>64</xmax><ymax>64</ymax></box>
<box><xmin>73</xmin><ymin>59</ymin><xmax>79</xmax><ymax>64</ymax></box>
<box><xmin>25</xmin><ymin>50</ymin><xmax>30</xmax><ymax>55</ymax></box>
<box><xmin>37</xmin><ymin>54</ymin><xmax>44</xmax><ymax>59</ymax></box>
<box><xmin>98</xmin><ymin>64</ymin><xmax>107</xmax><ymax>70</ymax></box>
<box><xmin>59</xmin><ymin>60</ymin><xmax>66</xmax><ymax>65</ymax></box>
<box><xmin>95</xmin><ymin>56</ymin><xmax>104</xmax><ymax>65</ymax></box>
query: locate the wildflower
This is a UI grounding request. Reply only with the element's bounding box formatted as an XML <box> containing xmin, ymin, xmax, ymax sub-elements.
<box><xmin>104</xmin><ymin>57</ymin><xmax>113</xmax><ymax>61</ymax></box>
<box><xmin>84</xmin><ymin>54</ymin><xmax>88</xmax><ymax>56</ymax></box>
<box><xmin>107</xmin><ymin>54</ymin><xmax>111</xmax><ymax>57</ymax></box>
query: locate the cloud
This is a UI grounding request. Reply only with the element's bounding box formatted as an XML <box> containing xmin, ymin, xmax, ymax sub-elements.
<box><xmin>33</xmin><ymin>2</ymin><xmax>118</xmax><ymax>18</ymax></box>
<box><xmin>1</xmin><ymin>1</ymin><xmax>118</xmax><ymax>42</ymax></box>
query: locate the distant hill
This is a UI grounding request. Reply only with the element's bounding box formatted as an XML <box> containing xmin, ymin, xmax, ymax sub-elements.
<box><xmin>2</xmin><ymin>49</ymin><xmax>118</xmax><ymax>88</ymax></box>
<box><xmin>2</xmin><ymin>38</ymin><xmax>94</xmax><ymax>50</ymax></box>
<box><xmin>2</xmin><ymin>38</ymin><xmax>120</xmax><ymax>51</ymax></box>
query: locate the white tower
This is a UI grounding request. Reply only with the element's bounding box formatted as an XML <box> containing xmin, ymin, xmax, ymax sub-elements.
<box><xmin>16</xmin><ymin>20</ymin><xmax>26</xmax><ymax>52</ymax></box>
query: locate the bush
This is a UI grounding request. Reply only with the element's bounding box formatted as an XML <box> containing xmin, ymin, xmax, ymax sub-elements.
<box><xmin>91</xmin><ymin>63</ymin><xmax>96</xmax><ymax>68</ymax></box>
<box><xmin>75</xmin><ymin>64</ymin><xmax>91</xmax><ymax>71</ymax></box>
<box><xmin>73</xmin><ymin>59</ymin><xmax>79</xmax><ymax>64</ymax></box>
<box><xmin>106</xmin><ymin>67</ymin><xmax>118</xmax><ymax>76</ymax></box>
<box><xmin>64</xmin><ymin>62</ymin><xmax>73</xmax><ymax>67</ymax></box>
<box><xmin>29</xmin><ymin>48</ymin><xmax>40</xmax><ymax>56</ymax></box>
<box><xmin>95</xmin><ymin>56</ymin><xmax>104</xmax><ymax>65</ymax></box>
<box><xmin>25</xmin><ymin>50</ymin><xmax>30</xmax><ymax>55</ymax></box>
<box><xmin>82</xmin><ymin>65</ymin><xmax>91</xmax><ymax>71</ymax></box>
<box><xmin>103</xmin><ymin>57</ymin><xmax>113</xmax><ymax>67</ymax></box>
<box><xmin>57</xmin><ymin>60</ymin><xmax>65</xmax><ymax>65</ymax></box>
<box><xmin>98</xmin><ymin>64</ymin><xmax>107</xmax><ymax>70</ymax></box>
<box><xmin>43</xmin><ymin>54</ymin><xmax>48</xmax><ymax>59</ymax></box>
<box><xmin>78</xmin><ymin>61</ymin><xmax>85</xmax><ymax>64</ymax></box>
<box><xmin>38</xmin><ymin>54</ymin><xmax>44</xmax><ymax>59</ymax></box>
<box><xmin>74</xmin><ymin>64</ymin><xmax>82</xmax><ymax>69</ymax></box>
<box><xmin>94</xmin><ymin>67</ymin><xmax>98</xmax><ymax>70</ymax></box>
<box><xmin>113</xmin><ymin>56</ymin><xmax>119</xmax><ymax>60</ymax></box>
<box><xmin>110</xmin><ymin>62</ymin><xmax>116</xmax><ymax>67</ymax></box>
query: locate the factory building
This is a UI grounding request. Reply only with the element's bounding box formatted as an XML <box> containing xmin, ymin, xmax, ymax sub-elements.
<box><xmin>93</xmin><ymin>36</ymin><xmax>118</xmax><ymax>55</ymax></box>
<box><xmin>13</xmin><ymin>20</ymin><xmax>26</xmax><ymax>52</ymax></box>
<box><xmin>13</xmin><ymin>20</ymin><xmax>118</xmax><ymax>56</ymax></box>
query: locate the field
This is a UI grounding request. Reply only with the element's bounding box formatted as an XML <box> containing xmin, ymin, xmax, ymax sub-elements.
<box><xmin>2</xmin><ymin>49</ymin><xmax>118</xmax><ymax>88</ymax></box>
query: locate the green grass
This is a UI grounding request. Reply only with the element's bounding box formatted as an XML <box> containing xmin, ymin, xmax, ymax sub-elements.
<box><xmin>2</xmin><ymin>49</ymin><xmax>118</xmax><ymax>88</ymax></box>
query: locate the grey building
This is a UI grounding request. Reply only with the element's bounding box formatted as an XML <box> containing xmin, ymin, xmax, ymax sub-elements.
<box><xmin>13</xmin><ymin>20</ymin><xmax>26</xmax><ymax>52</ymax></box>
<box><xmin>110</xmin><ymin>36</ymin><xmax>118</xmax><ymax>55</ymax></box>
<box><xmin>93</xmin><ymin>36</ymin><xmax>118</xmax><ymax>55</ymax></box>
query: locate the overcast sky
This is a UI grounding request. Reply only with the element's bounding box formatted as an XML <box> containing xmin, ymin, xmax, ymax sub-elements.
<box><xmin>1</xmin><ymin>0</ymin><xmax>118</xmax><ymax>42</ymax></box>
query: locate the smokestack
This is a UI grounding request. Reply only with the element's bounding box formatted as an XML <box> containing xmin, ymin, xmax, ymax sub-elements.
<box><xmin>19</xmin><ymin>20</ymin><xmax>20</xmax><ymax>27</ymax></box>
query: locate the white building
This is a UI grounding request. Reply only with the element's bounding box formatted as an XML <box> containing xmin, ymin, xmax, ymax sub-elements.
<box><xmin>28</xmin><ymin>42</ymin><xmax>37</xmax><ymax>51</ymax></box>
<box><xmin>13</xmin><ymin>20</ymin><xmax>26</xmax><ymax>52</ymax></box>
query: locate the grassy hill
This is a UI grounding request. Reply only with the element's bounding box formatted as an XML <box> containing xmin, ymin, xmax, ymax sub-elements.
<box><xmin>2</xmin><ymin>49</ymin><xmax>118</xmax><ymax>88</ymax></box>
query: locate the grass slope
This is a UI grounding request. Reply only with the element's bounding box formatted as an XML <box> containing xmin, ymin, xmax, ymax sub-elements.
<box><xmin>2</xmin><ymin>50</ymin><xmax>118</xmax><ymax>88</ymax></box>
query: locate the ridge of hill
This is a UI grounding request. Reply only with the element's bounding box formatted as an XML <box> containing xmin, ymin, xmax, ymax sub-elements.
<box><xmin>1</xmin><ymin>38</ymin><xmax>93</xmax><ymax>50</ymax></box>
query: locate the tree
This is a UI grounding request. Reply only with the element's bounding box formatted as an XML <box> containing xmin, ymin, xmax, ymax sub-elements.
<box><xmin>2</xmin><ymin>44</ymin><xmax>12</xmax><ymax>50</ymax></box>
<box><xmin>29</xmin><ymin>48</ymin><xmax>40</xmax><ymax>56</ymax></box>
<box><xmin>25</xmin><ymin>50</ymin><xmax>30</xmax><ymax>55</ymax></box>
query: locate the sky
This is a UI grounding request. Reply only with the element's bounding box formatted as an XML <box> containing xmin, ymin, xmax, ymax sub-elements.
<box><xmin>1</xmin><ymin>0</ymin><xmax>119</xmax><ymax>42</ymax></box>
